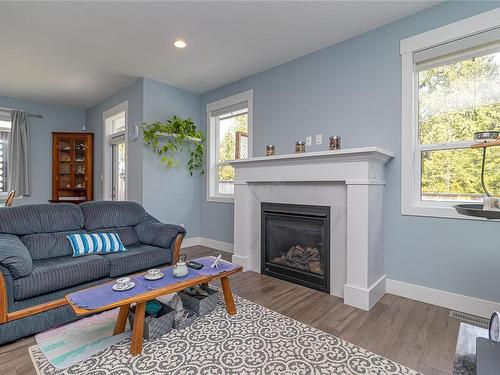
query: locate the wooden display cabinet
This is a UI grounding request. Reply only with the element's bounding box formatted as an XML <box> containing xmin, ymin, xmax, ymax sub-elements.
<box><xmin>51</xmin><ymin>132</ymin><xmax>93</xmax><ymax>203</ymax></box>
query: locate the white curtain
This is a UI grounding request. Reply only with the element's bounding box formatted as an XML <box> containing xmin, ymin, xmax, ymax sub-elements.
<box><xmin>7</xmin><ymin>110</ymin><xmax>30</xmax><ymax>195</ymax></box>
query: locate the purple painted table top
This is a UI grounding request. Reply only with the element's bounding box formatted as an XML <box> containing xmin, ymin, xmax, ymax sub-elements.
<box><xmin>67</xmin><ymin>256</ymin><xmax>240</xmax><ymax>310</ymax></box>
<box><xmin>193</xmin><ymin>256</ymin><xmax>241</xmax><ymax>276</ymax></box>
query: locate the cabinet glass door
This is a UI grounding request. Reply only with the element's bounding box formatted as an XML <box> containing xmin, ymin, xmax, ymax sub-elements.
<box><xmin>57</xmin><ymin>138</ymin><xmax>72</xmax><ymax>189</ymax></box>
<box><xmin>74</xmin><ymin>138</ymin><xmax>86</xmax><ymax>190</ymax></box>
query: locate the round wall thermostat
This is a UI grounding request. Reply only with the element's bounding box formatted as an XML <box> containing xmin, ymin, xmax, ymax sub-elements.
<box><xmin>129</xmin><ymin>124</ymin><xmax>140</xmax><ymax>141</ymax></box>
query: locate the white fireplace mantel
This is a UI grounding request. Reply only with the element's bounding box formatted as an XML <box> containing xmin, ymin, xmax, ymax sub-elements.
<box><xmin>229</xmin><ymin>147</ymin><xmax>394</xmax><ymax>311</ymax></box>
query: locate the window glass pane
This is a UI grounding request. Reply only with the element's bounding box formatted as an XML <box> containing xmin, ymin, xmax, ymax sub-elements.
<box><xmin>117</xmin><ymin>142</ymin><xmax>126</xmax><ymax>200</ymax></box>
<box><xmin>112</xmin><ymin>115</ymin><xmax>125</xmax><ymax>134</ymax></box>
<box><xmin>218</xmin><ymin>111</ymin><xmax>248</xmax><ymax>162</ymax></box>
<box><xmin>112</xmin><ymin>142</ymin><xmax>126</xmax><ymax>201</ymax></box>
<box><xmin>218</xmin><ymin>165</ymin><xmax>234</xmax><ymax>195</ymax></box>
<box><xmin>421</xmin><ymin>147</ymin><xmax>500</xmax><ymax>201</ymax></box>
<box><xmin>0</xmin><ymin>120</ymin><xmax>11</xmax><ymax>193</ymax></box>
<box><xmin>418</xmin><ymin>50</ymin><xmax>500</xmax><ymax>145</ymax></box>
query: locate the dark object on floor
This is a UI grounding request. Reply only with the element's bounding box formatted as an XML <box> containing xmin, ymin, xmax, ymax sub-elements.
<box><xmin>477</xmin><ymin>338</ymin><xmax>500</xmax><ymax>375</ymax></box>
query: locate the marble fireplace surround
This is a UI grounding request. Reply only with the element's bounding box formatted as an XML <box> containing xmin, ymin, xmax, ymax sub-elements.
<box><xmin>229</xmin><ymin>147</ymin><xmax>394</xmax><ymax>311</ymax></box>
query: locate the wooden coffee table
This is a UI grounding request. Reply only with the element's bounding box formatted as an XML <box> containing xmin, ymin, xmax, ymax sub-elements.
<box><xmin>66</xmin><ymin>261</ymin><xmax>242</xmax><ymax>356</ymax></box>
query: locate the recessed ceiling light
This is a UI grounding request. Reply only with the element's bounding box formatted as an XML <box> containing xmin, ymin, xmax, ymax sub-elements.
<box><xmin>173</xmin><ymin>40</ymin><xmax>187</xmax><ymax>49</ymax></box>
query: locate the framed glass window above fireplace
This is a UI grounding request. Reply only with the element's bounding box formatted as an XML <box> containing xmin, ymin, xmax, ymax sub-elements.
<box><xmin>206</xmin><ymin>90</ymin><xmax>253</xmax><ymax>203</ymax></box>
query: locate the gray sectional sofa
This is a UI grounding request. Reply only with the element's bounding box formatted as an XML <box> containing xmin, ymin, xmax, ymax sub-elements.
<box><xmin>0</xmin><ymin>201</ymin><xmax>185</xmax><ymax>345</ymax></box>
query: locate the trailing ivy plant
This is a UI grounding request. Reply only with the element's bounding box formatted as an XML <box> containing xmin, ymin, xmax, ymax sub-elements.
<box><xmin>142</xmin><ymin>115</ymin><xmax>205</xmax><ymax>176</ymax></box>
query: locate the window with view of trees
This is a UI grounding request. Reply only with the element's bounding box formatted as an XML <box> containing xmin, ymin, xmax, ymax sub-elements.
<box><xmin>207</xmin><ymin>90</ymin><xmax>253</xmax><ymax>201</ymax></box>
<box><xmin>417</xmin><ymin>49</ymin><xmax>500</xmax><ymax>202</ymax></box>
<box><xmin>217</xmin><ymin>110</ymin><xmax>248</xmax><ymax>195</ymax></box>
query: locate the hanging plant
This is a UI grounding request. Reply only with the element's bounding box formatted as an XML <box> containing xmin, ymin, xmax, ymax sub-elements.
<box><xmin>142</xmin><ymin>115</ymin><xmax>205</xmax><ymax>176</ymax></box>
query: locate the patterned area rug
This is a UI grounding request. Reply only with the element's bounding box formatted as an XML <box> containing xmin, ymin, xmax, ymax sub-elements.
<box><xmin>30</xmin><ymin>293</ymin><xmax>421</xmax><ymax>375</ymax></box>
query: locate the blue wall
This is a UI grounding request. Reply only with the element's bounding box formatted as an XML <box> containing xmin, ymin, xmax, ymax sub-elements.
<box><xmin>85</xmin><ymin>79</ymin><xmax>144</xmax><ymax>203</ymax></box>
<box><xmin>142</xmin><ymin>78</ymin><xmax>201</xmax><ymax>238</ymax></box>
<box><xmin>86</xmin><ymin>78</ymin><xmax>201</xmax><ymax>238</ymax></box>
<box><xmin>0</xmin><ymin>95</ymin><xmax>85</xmax><ymax>205</ymax></box>
<box><xmin>199</xmin><ymin>1</ymin><xmax>500</xmax><ymax>302</ymax></box>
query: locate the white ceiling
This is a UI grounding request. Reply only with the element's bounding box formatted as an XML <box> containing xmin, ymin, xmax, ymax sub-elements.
<box><xmin>0</xmin><ymin>1</ymin><xmax>440</xmax><ymax>109</ymax></box>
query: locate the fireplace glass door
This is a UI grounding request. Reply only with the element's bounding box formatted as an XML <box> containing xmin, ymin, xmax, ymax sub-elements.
<box><xmin>261</xmin><ymin>203</ymin><xmax>330</xmax><ymax>293</ymax></box>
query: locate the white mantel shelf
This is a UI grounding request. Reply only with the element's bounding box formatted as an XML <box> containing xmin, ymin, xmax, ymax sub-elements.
<box><xmin>230</xmin><ymin>145</ymin><xmax>394</xmax><ymax>312</ymax></box>
<box><xmin>229</xmin><ymin>146</ymin><xmax>394</xmax><ymax>166</ymax></box>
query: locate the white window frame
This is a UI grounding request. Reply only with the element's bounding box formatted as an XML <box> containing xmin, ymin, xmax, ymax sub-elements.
<box><xmin>400</xmin><ymin>8</ymin><xmax>500</xmax><ymax>220</ymax></box>
<box><xmin>102</xmin><ymin>101</ymin><xmax>128</xmax><ymax>201</ymax></box>
<box><xmin>0</xmin><ymin>110</ymin><xmax>11</xmax><ymax>199</ymax></box>
<box><xmin>206</xmin><ymin>90</ymin><xmax>253</xmax><ymax>203</ymax></box>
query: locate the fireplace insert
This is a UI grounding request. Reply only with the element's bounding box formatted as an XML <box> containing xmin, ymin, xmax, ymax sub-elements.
<box><xmin>261</xmin><ymin>202</ymin><xmax>330</xmax><ymax>293</ymax></box>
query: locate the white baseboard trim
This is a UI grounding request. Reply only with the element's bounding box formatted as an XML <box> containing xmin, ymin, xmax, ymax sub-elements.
<box><xmin>180</xmin><ymin>237</ymin><xmax>200</xmax><ymax>249</ymax></box>
<box><xmin>386</xmin><ymin>278</ymin><xmax>500</xmax><ymax>319</ymax></box>
<box><xmin>344</xmin><ymin>275</ymin><xmax>386</xmax><ymax>311</ymax></box>
<box><xmin>231</xmin><ymin>254</ymin><xmax>252</xmax><ymax>271</ymax></box>
<box><xmin>181</xmin><ymin>237</ymin><xmax>234</xmax><ymax>254</ymax></box>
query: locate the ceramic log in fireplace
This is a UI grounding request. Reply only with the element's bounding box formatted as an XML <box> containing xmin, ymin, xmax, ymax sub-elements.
<box><xmin>261</xmin><ymin>202</ymin><xmax>330</xmax><ymax>293</ymax></box>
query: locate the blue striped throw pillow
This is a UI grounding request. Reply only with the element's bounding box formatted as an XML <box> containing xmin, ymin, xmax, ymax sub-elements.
<box><xmin>67</xmin><ymin>233</ymin><xmax>126</xmax><ymax>257</ymax></box>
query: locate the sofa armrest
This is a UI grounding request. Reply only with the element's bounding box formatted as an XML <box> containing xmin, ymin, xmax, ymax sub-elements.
<box><xmin>0</xmin><ymin>265</ymin><xmax>13</xmax><ymax>321</ymax></box>
<box><xmin>135</xmin><ymin>218</ymin><xmax>186</xmax><ymax>249</ymax></box>
<box><xmin>0</xmin><ymin>234</ymin><xmax>32</xmax><ymax>279</ymax></box>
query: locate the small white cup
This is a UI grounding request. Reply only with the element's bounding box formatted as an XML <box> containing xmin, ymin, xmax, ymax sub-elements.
<box><xmin>116</xmin><ymin>277</ymin><xmax>131</xmax><ymax>287</ymax></box>
<box><xmin>147</xmin><ymin>269</ymin><xmax>160</xmax><ymax>277</ymax></box>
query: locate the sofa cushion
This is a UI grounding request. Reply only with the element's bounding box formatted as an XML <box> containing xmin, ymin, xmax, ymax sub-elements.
<box><xmin>0</xmin><ymin>204</ymin><xmax>84</xmax><ymax>236</ymax></box>
<box><xmin>67</xmin><ymin>233</ymin><xmax>126</xmax><ymax>256</ymax></box>
<box><xmin>135</xmin><ymin>221</ymin><xmax>184</xmax><ymax>249</ymax></box>
<box><xmin>21</xmin><ymin>230</ymin><xmax>85</xmax><ymax>260</ymax></box>
<box><xmin>80</xmin><ymin>201</ymin><xmax>146</xmax><ymax>231</ymax></box>
<box><xmin>90</xmin><ymin>227</ymin><xmax>139</xmax><ymax>247</ymax></box>
<box><xmin>102</xmin><ymin>243</ymin><xmax>171</xmax><ymax>278</ymax></box>
<box><xmin>13</xmin><ymin>255</ymin><xmax>109</xmax><ymax>300</ymax></box>
<box><xmin>0</xmin><ymin>234</ymin><xmax>32</xmax><ymax>279</ymax></box>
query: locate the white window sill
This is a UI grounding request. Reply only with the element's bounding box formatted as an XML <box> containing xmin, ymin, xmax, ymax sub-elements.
<box><xmin>207</xmin><ymin>196</ymin><xmax>234</xmax><ymax>204</ymax></box>
<box><xmin>401</xmin><ymin>203</ymin><xmax>495</xmax><ymax>221</ymax></box>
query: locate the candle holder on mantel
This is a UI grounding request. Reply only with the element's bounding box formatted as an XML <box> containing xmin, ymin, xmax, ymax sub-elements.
<box><xmin>266</xmin><ymin>145</ymin><xmax>276</xmax><ymax>156</ymax></box>
<box><xmin>295</xmin><ymin>141</ymin><xmax>305</xmax><ymax>154</ymax></box>
<box><xmin>329</xmin><ymin>136</ymin><xmax>341</xmax><ymax>150</ymax></box>
<box><xmin>453</xmin><ymin>131</ymin><xmax>500</xmax><ymax>220</ymax></box>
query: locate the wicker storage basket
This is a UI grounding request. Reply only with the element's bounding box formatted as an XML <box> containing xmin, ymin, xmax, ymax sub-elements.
<box><xmin>179</xmin><ymin>286</ymin><xmax>219</xmax><ymax>316</ymax></box>
<box><xmin>128</xmin><ymin>301</ymin><xmax>175</xmax><ymax>340</ymax></box>
<box><xmin>173</xmin><ymin>309</ymin><xmax>198</xmax><ymax>330</ymax></box>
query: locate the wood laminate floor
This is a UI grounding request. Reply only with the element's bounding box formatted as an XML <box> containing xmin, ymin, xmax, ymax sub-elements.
<box><xmin>0</xmin><ymin>246</ymin><xmax>460</xmax><ymax>375</ymax></box>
